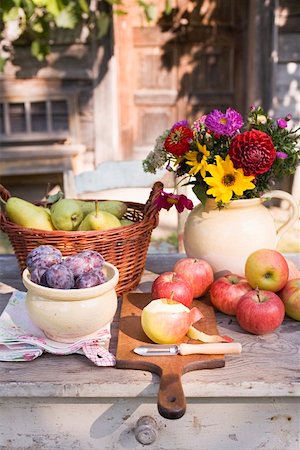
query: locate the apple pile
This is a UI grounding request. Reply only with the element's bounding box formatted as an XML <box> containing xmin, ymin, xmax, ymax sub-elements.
<box><xmin>151</xmin><ymin>258</ymin><xmax>214</xmax><ymax>308</ymax></box>
<box><xmin>142</xmin><ymin>258</ymin><xmax>230</xmax><ymax>344</ymax></box>
<box><xmin>143</xmin><ymin>250</ymin><xmax>300</xmax><ymax>343</ymax></box>
<box><xmin>209</xmin><ymin>248</ymin><xmax>300</xmax><ymax>335</ymax></box>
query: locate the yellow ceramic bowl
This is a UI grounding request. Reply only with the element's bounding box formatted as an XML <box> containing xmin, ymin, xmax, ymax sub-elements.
<box><xmin>22</xmin><ymin>262</ymin><xmax>119</xmax><ymax>343</ymax></box>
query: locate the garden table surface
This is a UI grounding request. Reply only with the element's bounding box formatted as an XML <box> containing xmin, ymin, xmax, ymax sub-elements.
<box><xmin>0</xmin><ymin>253</ymin><xmax>299</xmax><ymax>450</ymax></box>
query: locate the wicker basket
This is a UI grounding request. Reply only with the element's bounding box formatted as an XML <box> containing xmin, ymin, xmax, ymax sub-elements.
<box><xmin>0</xmin><ymin>182</ymin><xmax>163</xmax><ymax>296</ymax></box>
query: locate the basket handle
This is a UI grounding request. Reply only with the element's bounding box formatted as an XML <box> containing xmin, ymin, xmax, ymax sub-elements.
<box><xmin>0</xmin><ymin>184</ymin><xmax>11</xmax><ymax>203</ymax></box>
<box><xmin>0</xmin><ymin>185</ymin><xmax>11</xmax><ymax>232</ymax></box>
<box><xmin>144</xmin><ymin>181</ymin><xmax>164</xmax><ymax>224</ymax></box>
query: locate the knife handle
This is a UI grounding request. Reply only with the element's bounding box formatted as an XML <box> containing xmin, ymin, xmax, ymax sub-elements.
<box><xmin>178</xmin><ymin>342</ymin><xmax>242</xmax><ymax>355</ymax></box>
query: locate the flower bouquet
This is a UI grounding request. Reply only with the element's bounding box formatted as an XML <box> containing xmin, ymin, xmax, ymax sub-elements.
<box><xmin>143</xmin><ymin>106</ymin><xmax>300</xmax><ymax>211</ymax></box>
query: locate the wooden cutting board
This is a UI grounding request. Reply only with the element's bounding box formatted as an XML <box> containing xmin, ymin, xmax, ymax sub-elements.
<box><xmin>116</xmin><ymin>293</ymin><xmax>225</xmax><ymax>420</ymax></box>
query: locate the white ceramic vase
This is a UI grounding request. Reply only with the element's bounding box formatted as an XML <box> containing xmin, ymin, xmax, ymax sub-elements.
<box><xmin>183</xmin><ymin>190</ymin><xmax>299</xmax><ymax>276</ymax></box>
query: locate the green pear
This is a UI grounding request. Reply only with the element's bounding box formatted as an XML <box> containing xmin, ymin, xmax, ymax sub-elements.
<box><xmin>99</xmin><ymin>200</ymin><xmax>127</xmax><ymax>219</ymax></box>
<box><xmin>5</xmin><ymin>197</ymin><xmax>55</xmax><ymax>231</ymax></box>
<box><xmin>78</xmin><ymin>201</ymin><xmax>121</xmax><ymax>231</ymax></box>
<box><xmin>76</xmin><ymin>200</ymin><xmax>127</xmax><ymax>219</ymax></box>
<box><xmin>120</xmin><ymin>218</ymin><xmax>134</xmax><ymax>227</ymax></box>
<box><xmin>76</xmin><ymin>200</ymin><xmax>95</xmax><ymax>218</ymax></box>
<box><xmin>50</xmin><ymin>199</ymin><xmax>83</xmax><ymax>231</ymax></box>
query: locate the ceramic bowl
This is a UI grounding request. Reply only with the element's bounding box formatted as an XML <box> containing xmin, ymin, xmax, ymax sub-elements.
<box><xmin>22</xmin><ymin>262</ymin><xmax>119</xmax><ymax>343</ymax></box>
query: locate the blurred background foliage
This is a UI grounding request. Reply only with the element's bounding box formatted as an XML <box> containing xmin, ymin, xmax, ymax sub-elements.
<box><xmin>0</xmin><ymin>0</ymin><xmax>173</xmax><ymax>70</ymax></box>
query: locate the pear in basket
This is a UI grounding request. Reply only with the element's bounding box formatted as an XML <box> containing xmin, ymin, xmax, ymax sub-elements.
<box><xmin>78</xmin><ymin>201</ymin><xmax>121</xmax><ymax>231</ymax></box>
<box><xmin>50</xmin><ymin>199</ymin><xmax>83</xmax><ymax>231</ymax></box>
<box><xmin>4</xmin><ymin>197</ymin><xmax>54</xmax><ymax>231</ymax></box>
<box><xmin>77</xmin><ymin>199</ymin><xmax>127</xmax><ymax>219</ymax></box>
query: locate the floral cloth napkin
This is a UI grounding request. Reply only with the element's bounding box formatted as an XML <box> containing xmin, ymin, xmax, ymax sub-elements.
<box><xmin>0</xmin><ymin>291</ymin><xmax>115</xmax><ymax>366</ymax></box>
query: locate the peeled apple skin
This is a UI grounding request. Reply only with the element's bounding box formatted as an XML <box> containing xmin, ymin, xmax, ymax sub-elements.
<box><xmin>141</xmin><ymin>298</ymin><xmax>203</xmax><ymax>344</ymax></box>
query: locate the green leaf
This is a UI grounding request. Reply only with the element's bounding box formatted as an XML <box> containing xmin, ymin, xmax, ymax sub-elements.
<box><xmin>31</xmin><ymin>0</ymin><xmax>47</xmax><ymax>5</ymax></box>
<box><xmin>3</xmin><ymin>6</ymin><xmax>20</xmax><ymax>21</ymax></box>
<box><xmin>144</xmin><ymin>4</ymin><xmax>156</xmax><ymax>22</ymax></box>
<box><xmin>30</xmin><ymin>40</ymin><xmax>49</xmax><ymax>61</ymax></box>
<box><xmin>137</xmin><ymin>1</ymin><xmax>156</xmax><ymax>22</ymax></box>
<box><xmin>45</xmin><ymin>0</ymin><xmax>64</xmax><ymax>17</ymax></box>
<box><xmin>79</xmin><ymin>0</ymin><xmax>89</xmax><ymax>14</ymax></box>
<box><xmin>164</xmin><ymin>0</ymin><xmax>173</xmax><ymax>15</ymax></box>
<box><xmin>21</xmin><ymin>0</ymin><xmax>35</xmax><ymax>16</ymax></box>
<box><xmin>46</xmin><ymin>190</ymin><xmax>64</xmax><ymax>204</ymax></box>
<box><xmin>54</xmin><ymin>5</ymin><xmax>78</xmax><ymax>29</ymax></box>
<box><xmin>0</xmin><ymin>57</ymin><xmax>7</xmax><ymax>73</ymax></box>
<box><xmin>113</xmin><ymin>9</ymin><xmax>127</xmax><ymax>16</ymax></box>
<box><xmin>192</xmin><ymin>184</ymin><xmax>207</xmax><ymax>206</ymax></box>
<box><xmin>31</xmin><ymin>21</ymin><xmax>44</xmax><ymax>33</ymax></box>
<box><xmin>105</xmin><ymin>0</ymin><xmax>124</xmax><ymax>5</ymax></box>
<box><xmin>96</xmin><ymin>13</ymin><xmax>110</xmax><ymax>39</ymax></box>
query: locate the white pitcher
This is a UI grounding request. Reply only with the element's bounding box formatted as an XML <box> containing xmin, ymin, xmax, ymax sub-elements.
<box><xmin>183</xmin><ymin>190</ymin><xmax>299</xmax><ymax>276</ymax></box>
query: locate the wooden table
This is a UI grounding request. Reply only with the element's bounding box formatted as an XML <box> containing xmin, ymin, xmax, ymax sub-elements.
<box><xmin>0</xmin><ymin>254</ymin><xmax>299</xmax><ymax>450</ymax></box>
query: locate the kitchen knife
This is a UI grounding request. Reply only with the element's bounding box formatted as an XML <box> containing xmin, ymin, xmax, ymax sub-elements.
<box><xmin>134</xmin><ymin>342</ymin><xmax>242</xmax><ymax>356</ymax></box>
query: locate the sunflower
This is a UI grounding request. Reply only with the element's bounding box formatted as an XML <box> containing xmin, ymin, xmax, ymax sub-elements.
<box><xmin>204</xmin><ymin>155</ymin><xmax>255</xmax><ymax>203</ymax></box>
<box><xmin>184</xmin><ymin>143</ymin><xmax>210</xmax><ymax>177</ymax></box>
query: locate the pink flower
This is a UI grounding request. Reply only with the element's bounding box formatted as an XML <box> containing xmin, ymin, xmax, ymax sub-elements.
<box><xmin>276</xmin><ymin>151</ymin><xmax>288</xmax><ymax>159</ymax></box>
<box><xmin>192</xmin><ymin>115</ymin><xmax>207</xmax><ymax>132</ymax></box>
<box><xmin>277</xmin><ymin>118</ymin><xmax>287</xmax><ymax>128</ymax></box>
<box><xmin>154</xmin><ymin>191</ymin><xmax>193</xmax><ymax>213</ymax></box>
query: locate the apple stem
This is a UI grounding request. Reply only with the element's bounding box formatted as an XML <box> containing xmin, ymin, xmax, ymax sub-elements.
<box><xmin>170</xmin><ymin>291</ymin><xmax>174</xmax><ymax>301</ymax></box>
<box><xmin>255</xmin><ymin>286</ymin><xmax>261</xmax><ymax>303</ymax></box>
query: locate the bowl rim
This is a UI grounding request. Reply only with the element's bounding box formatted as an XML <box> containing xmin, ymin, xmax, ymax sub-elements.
<box><xmin>22</xmin><ymin>261</ymin><xmax>119</xmax><ymax>301</ymax></box>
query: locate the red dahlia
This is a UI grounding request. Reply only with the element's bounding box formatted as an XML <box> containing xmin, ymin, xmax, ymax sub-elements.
<box><xmin>164</xmin><ymin>125</ymin><xmax>193</xmax><ymax>156</ymax></box>
<box><xmin>229</xmin><ymin>130</ymin><xmax>276</xmax><ymax>176</ymax></box>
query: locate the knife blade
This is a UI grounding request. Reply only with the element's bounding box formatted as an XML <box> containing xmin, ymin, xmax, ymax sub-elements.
<box><xmin>134</xmin><ymin>342</ymin><xmax>242</xmax><ymax>356</ymax></box>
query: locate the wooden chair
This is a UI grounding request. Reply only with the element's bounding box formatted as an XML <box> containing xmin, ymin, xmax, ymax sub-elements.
<box><xmin>68</xmin><ymin>160</ymin><xmax>187</xmax><ymax>252</ymax></box>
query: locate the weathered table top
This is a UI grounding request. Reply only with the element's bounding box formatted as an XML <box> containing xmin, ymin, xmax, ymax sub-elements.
<box><xmin>0</xmin><ymin>253</ymin><xmax>299</xmax><ymax>399</ymax></box>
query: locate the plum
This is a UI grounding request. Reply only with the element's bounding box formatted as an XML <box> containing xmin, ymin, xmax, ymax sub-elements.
<box><xmin>63</xmin><ymin>250</ymin><xmax>104</xmax><ymax>277</ymax></box>
<box><xmin>75</xmin><ymin>270</ymin><xmax>106</xmax><ymax>289</ymax></box>
<box><xmin>30</xmin><ymin>267</ymin><xmax>47</xmax><ymax>285</ymax></box>
<box><xmin>26</xmin><ymin>245</ymin><xmax>62</xmax><ymax>273</ymax></box>
<box><xmin>43</xmin><ymin>264</ymin><xmax>75</xmax><ymax>289</ymax></box>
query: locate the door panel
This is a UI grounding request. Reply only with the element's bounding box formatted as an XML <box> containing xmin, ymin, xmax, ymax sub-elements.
<box><xmin>115</xmin><ymin>1</ymin><xmax>249</xmax><ymax>158</ymax></box>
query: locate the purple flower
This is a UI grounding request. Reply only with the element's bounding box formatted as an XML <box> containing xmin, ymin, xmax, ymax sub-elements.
<box><xmin>172</xmin><ymin>120</ymin><xmax>189</xmax><ymax>129</ymax></box>
<box><xmin>285</xmin><ymin>113</ymin><xmax>292</xmax><ymax>121</ymax></box>
<box><xmin>276</xmin><ymin>151</ymin><xmax>288</xmax><ymax>159</ymax></box>
<box><xmin>277</xmin><ymin>118</ymin><xmax>287</xmax><ymax>128</ymax></box>
<box><xmin>204</xmin><ymin>108</ymin><xmax>244</xmax><ymax>136</ymax></box>
<box><xmin>154</xmin><ymin>191</ymin><xmax>193</xmax><ymax>213</ymax></box>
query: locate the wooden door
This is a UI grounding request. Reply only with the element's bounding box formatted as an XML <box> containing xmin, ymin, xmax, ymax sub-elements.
<box><xmin>114</xmin><ymin>0</ymin><xmax>249</xmax><ymax>159</ymax></box>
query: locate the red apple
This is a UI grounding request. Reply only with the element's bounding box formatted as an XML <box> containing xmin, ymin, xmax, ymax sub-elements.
<box><xmin>209</xmin><ymin>274</ymin><xmax>252</xmax><ymax>316</ymax></box>
<box><xmin>173</xmin><ymin>257</ymin><xmax>214</xmax><ymax>298</ymax></box>
<box><xmin>245</xmin><ymin>249</ymin><xmax>289</xmax><ymax>292</ymax></box>
<box><xmin>236</xmin><ymin>289</ymin><xmax>285</xmax><ymax>335</ymax></box>
<box><xmin>141</xmin><ymin>298</ymin><xmax>203</xmax><ymax>344</ymax></box>
<box><xmin>151</xmin><ymin>271</ymin><xmax>193</xmax><ymax>307</ymax></box>
<box><xmin>278</xmin><ymin>278</ymin><xmax>300</xmax><ymax>321</ymax></box>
